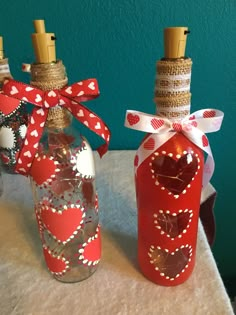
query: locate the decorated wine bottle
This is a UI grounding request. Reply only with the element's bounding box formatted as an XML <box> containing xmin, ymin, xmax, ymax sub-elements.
<box><xmin>125</xmin><ymin>27</ymin><xmax>223</xmax><ymax>286</ymax></box>
<box><xmin>2</xmin><ymin>20</ymin><xmax>110</xmax><ymax>282</ymax></box>
<box><xmin>0</xmin><ymin>36</ymin><xmax>28</xmax><ymax>173</ymax></box>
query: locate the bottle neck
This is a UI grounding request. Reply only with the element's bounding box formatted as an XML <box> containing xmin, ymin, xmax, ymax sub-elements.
<box><xmin>154</xmin><ymin>58</ymin><xmax>192</xmax><ymax>120</ymax></box>
<box><xmin>0</xmin><ymin>58</ymin><xmax>12</xmax><ymax>88</ymax></box>
<box><xmin>30</xmin><ymin>60</ymin><xmax>71</xmax><ymax>129</ymax></box>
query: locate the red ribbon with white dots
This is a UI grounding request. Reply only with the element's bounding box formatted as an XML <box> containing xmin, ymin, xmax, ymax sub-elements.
<box><xmin>2</xmin><ymin>78</ymin><xmax>111</xmax><ymax>175</ymax></box>
<box><xmin>125</xmin><ymin>109</ymin><xmax>224</xmax><ymax>187</ymax></box>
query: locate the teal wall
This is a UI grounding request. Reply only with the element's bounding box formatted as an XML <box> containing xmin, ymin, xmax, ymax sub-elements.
<box><xmin>1</xmin><ymin>0</ymin><xmax>236</xmax><ymax>294</ymax></box>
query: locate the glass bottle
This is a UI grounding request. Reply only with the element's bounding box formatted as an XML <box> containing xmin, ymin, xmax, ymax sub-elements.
<box><xmin>27</xmin><ymin>21</ymin><xmax>101</xmax><ymax>282</ymax></box>
<box><xmin>126</xmin><ymin>27</ymin><xmax>204</xmax><ymax>286</ymax></box>
<box><xmin>0</xmin><ymin>36</ymin><xmax>28</xmax><ymax>173</ymax></box>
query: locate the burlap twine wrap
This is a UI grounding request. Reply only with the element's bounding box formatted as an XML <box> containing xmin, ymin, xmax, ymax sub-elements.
<box><xmin>30</xmin><ymin>60</ymin><xmax>71</xmax><ymax>128</ymax></box>
<box><xmin>154</xmin><ymin>58</ymin><xmax>192</xmax><ymax>119</ymax></box>
<box><xmin>0</xmin><ymin>58</ymin><xmax>12</xmax><ymax>84</ymax></box>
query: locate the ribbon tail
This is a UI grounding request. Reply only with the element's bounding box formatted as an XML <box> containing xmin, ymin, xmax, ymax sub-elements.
<box><xmin>15</xmin><ymin>107</ymin><xmax>49</xmax><ymax>175</ymax></box>
<box><xmin>64</xmin><ymin>99</ymin><xmax>111</xmax><ymax>157</ymax></box>
<box><xmin>183</xmin><ymin>129</ymin><xmax>214</xmax><ymax>188</ymax></box>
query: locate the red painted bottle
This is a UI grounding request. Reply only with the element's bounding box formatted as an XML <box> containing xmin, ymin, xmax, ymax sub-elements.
<box><xmin>127</xmin><ymin>27</ymin><xmax>205</xmax><ymax>286</ymax></box>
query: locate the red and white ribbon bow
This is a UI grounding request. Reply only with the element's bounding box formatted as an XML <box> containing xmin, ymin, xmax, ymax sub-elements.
<box><xmin>2</xmin><ymin>78</ymin><xmax>111</xmax><ymax>175</ymax></box>
<box><xmin>125</xmin><ymin>109</ymin><xmax>224</xmax><ymax>187</ymax></box>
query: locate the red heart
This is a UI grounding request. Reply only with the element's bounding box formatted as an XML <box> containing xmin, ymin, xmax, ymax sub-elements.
<box><xmin>152</xmin><ymin>154</ymin><xmax>198</xmax><ymax>195</ymax></box>
<box><xmin>202</xmin><ymin>135</ymin><xmax>208</xmax><ymax>147</ymax></box>
<box><xmin>43</xmin><ymin>246</ymin><xmax>69</xmax><ymax>275</ymax></box>
<box><xmin>78</xmin><ymin>227</ymin><xmax>101</xmax><ymax>266</ymax></box>
<box><xmin>151</xmin><ymin>118</ymin><xmax>164</xmax><ymax>130</ymax></box>
<box><xmin>127</xmin><ymin>113</ymin><xmax>140</xmax><ymax>126</ymax></box>
<box><xmin>0</xmin><ymin>94</ymin><xmax>21</xmax><ymax>116</ymax></box>
<box><xmin>30</xmin><ymin>154</ymin><xmax>58</xmax><ymax>186</ymax></box>
<box><xmin>134</xmin><ymin>154</ymin><xmax>139</xmax><ymax>166</ymax></box>
<box><xmin>41</xmin><ymin>205</ymin><xmax>85</xmax><ymax>243</ymax></box>
<box><xmin>154</xmin><ymin>209</ymin><xmax>192</xmax><ymax>239</ymax></box>
<box><xmin>172</xmin><ymin>123</ymin><xmax>182</xmax><ymax>132</ymax></box>
<box><xmin>203</xmin><ymin>110</ymin><xmax>216</xmax><ymax>118</ymax></box>
<box><xmin>149</xmin><ymin>245</ymin><xmax>192</xmax><ymax>280</ymax></box>
<box><xmin>143</xmin><ymin>137</ymin><xmax>155</xmax><ymax>150</ymax></box>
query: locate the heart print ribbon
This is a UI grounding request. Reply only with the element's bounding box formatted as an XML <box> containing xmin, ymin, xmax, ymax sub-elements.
<box><xmin>125</xmin><ymin>109</ymin><xmax>224</xmax><ymax>188</ymax></box>
<box><xmin>2</xmin><ymin>78</ymin><xmax>111</xmax><ymax>175</ymax></box>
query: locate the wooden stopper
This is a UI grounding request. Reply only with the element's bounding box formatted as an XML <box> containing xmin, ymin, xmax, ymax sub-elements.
<box><xmin>0</xmin><ymin>36</ymin><xmax>4</xmax><ymax>59</ymax></box>
<box><xmin>164</xmin><ymin>27</ymin><xmax>189</xmax><ymax>59</ymax></box>
<box><xmin>32</xmin><ymin>19</ymin><xmax>56</xmax><ymax>63</ymax></box>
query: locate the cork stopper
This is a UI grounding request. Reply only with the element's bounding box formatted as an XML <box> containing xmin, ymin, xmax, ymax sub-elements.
<box><xmin>164</xmin><ymin>27</ymin><xmax>189</xmax><ymax>59</ymax></box>
<box><xmin>32</xmin><ymin>20</ymin><xmax>56</xmax><ymax>63</ymax></box>
<box><xmin>0</xmin><ymin>36</ymin><xmax>4</xmax><ymax>59</ymax></box>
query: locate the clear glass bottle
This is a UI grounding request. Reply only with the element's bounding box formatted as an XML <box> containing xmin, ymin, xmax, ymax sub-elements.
<box><xmin>29</xmin><ymin>61</ymin><xmax>101</xmax><ymax>282</ymax></box>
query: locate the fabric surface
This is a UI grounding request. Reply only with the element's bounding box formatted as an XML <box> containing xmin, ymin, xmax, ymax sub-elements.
<box><xmin>0</xmin><ymin>151</ymin><xmax>233</xmax><ymax>315</ymax></box>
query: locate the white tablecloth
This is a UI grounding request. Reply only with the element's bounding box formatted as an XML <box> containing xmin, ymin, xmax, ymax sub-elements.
<box><xmin>0</xmin><ymin>151</ymin><xmax>233</xmax><ymax>315</ymax></box>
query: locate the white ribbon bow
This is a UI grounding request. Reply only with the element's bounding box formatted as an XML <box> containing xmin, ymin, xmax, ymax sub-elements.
<box><xmin>125</xmin><ymin>109</ymin><xmax>224</xmax><ymax>188</ymax></box>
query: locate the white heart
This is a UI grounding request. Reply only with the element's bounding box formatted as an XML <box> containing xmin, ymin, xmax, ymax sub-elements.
<box><xmin>48</xmin><ymin>90</ymin><xmax>56</xmax><ymax>97</ymax></box>
<box><xmin>84</xmin><ymin>121</ymin><xmax>89</xmax><ymax>127</ymax></box>
<box><xmin>65</xmin><ymin>87</ymin><xmax>72</xmax><ymax>94</ymax></box>
<box><xmin>18</xmin><ymin>158</ymin><xmax>22</xmax><ymax>164</ymax></box>
<box><xmin>27</xmin><ymin>163</ymin><xmax>31</xmax><ymax>167</ymax></box>
<box><xmin>36</xmin><ymin>108</ymin><xmax>44</xmax><ymax>116</ymax></box>
<box><xmin>95</xmin><ymin>122</ymin><xmax>101</xmax><ymax>129</ymax></box>
<box><xmin>33</xmin><ymin>143</ymin><xmax>38</xmax><ymax>149</ymax></box>
<box><xmin>10</xmin><ymin>86</ymin><xmax>19</xmax><ymax>95</ymax></box>
<box><xmin>44</xmin><ymin>101</ymin><xmax>50</xmax><ymax>108</ymax></box>
<box><xmin>101</xmin><ymin>133</ymin><xmax>105</xmax><ymax>139</ymax></box>
<box><xmin>30</xmin><ymin>130</ymin><xmax>38</xmax><ymax>137</ymax></box>
<box><xmin>40</xmin><ymin>122</ymin><xmax>45</xmax><ymax>127</ymax></box>
<box><xmin>25</xmin><ymin>87</ymin><xmax>33</xmax><ymax>91</ymax></box>
<box><xmin>77</xmin><ymin>91</ymin><xmax>84</xmax><ymax>97</ymax></box>
<box><xmin>88</xmin><ymin>82</ymin><xmax>95</xmax><ymax>90</ymax></box>
<box><xmin>22</xmin><ymin>97</ymin><xmax>29</xmax><ymax>102</ymax></box>
<box><xmin>30</xmin><ymin>117</ymin><xmax>35</xmax><ymax>124</ymax></box>
<box><xmin>59</xmin><ymin>99</ymin><xmax>65</xmax><ymax>105</ymax></box>
<box><xmin>77</xmin><ymin>82</ymin><xmax>83</xmax><ymax>85</ymax></box>
<box><xmin>35</xmin><ymin>94</ymin><xmax>42</xmax><ymax>103</ymax></box>
<box><xmin>24</xmin><ymin>151</ymin><xmax>32</xmax><ymax>158</ymax></box>
<box><xmin>89</xmin><ymin>113</ymin><xmax>96</xmax><ymax>118</ymax></box>
<box><xmin>77</xmin><ymin>109</ymin><xmax>84</xmax><ymax>117</ymax></box>
<box><xmin>25</xmin><ymin>139</ymin><xmax>28</xmax><ymax>145</ymax></box>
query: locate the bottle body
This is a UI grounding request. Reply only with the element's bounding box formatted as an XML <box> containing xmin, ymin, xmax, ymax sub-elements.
<box><xmin>30</xmin><ymin>124</ymin><xmax>100</xmax><ymax>282</ymax></box>
<box><xmin>136</xmin><ymin>133</ymin><xmax>203</xmax><ymax>286</ymax></box>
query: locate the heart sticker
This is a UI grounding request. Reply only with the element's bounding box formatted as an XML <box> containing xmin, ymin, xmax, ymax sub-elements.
<box><xmin>29</xmin><ymin>153</ymin><xmax>60</xmax><ymax>186</ymax></box>
<box><xmin>41</xmin><ymin>204</ymin><xmax>85</xmax><ymax>244</ymax></box>
<box><xmin>153</xmin><ymin>209</ymin><xmax>193</xmax><ymax>239</ymax></box>
<box><xmin>78</xmin><ymin>226</ymin><xmax>101</xmax><ymax>266</ymax></box>
<box><xmin>151</xmin><ymin>151</ymin><xmax>199</xmax><ymax>196</ymax></box>
<box><xmin>43</xmin><ymin>246</ymin><xmax>69</xmax><ymax>276</ymax></box>
<box><xmin>149</xmin><ymin>244</ymin><xmax>192</xmax><ymax>281</ymax></box>
<box><xmin>71</xmin><ymin>138</ymin><xmax>95</xmax><ymax>179</ymax></box>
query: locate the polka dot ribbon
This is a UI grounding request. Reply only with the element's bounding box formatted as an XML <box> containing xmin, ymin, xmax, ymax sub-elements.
<box><xmin>125</xmin><ymin>109</ymin><xmax>224</xmax><ymax>187</ymax></box>
<box><xmin>2</xmin><ymin>78</ymin><xmax>111</xmax><ymax>175</ymax></box>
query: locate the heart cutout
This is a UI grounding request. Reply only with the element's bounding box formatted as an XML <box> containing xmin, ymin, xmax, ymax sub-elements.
<box><xmin>154</xmin><ymin>209</ymin><xmax>193</xmax><ymax>239</ymax></box>
<box><xmin>152</xmin><ymin>153</ymin><xmax>198</xmax><ymax>195</ymax></box>
<box><xmin>43</xmin><ymin>246</ymin><xmax>69</xmax><ymax>275</ymax></box>
<box><xmin>30</xmin><ymin>154</ymin><xmax>58</xmax><ymax>186</ymax></box>
<box><xmin>149</xmin><ymin>245</ymin><xmax>192</xmax><ymax>280</ymax></box>
<box><xmin>78</xmin><ymin>226</ymin><xmax>101</xmax><ymax>266</ymax></box>
<box><xmin>41</xmin><ymin>205</ymin><xmax>85</xmax><ymax>244</ymax></box>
